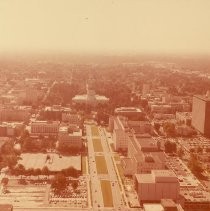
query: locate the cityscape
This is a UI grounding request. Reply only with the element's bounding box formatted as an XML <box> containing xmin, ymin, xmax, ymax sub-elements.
<box><xmin>0</xmin><ymin>1</ymin><xmax>210</xmax><ymax>211</ymax></box>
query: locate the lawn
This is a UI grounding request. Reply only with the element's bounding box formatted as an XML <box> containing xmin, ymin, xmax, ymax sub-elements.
<box><xmin>18</xmin><ymin>153</ymin><xmax>81</xmax><ymax>172</ymax></box>
<box><xmin>92</xmin><ymin>138</ymin><xmax>103</xmax><ymax>152</ymax></box>
<box><xmin>91</xmin><ymin>126</ymin><xmax>99</xmax><ymax>136</ymax></box>
<box><xmin>110</xmin><ymin>143</ymin><xmax>115</xmax><ymax>152</ymax></box>
<box><xmin>116</xmin><ymin>164</ymin><xmax>124</xmax><ymax>180</ymax></box>
<box><xmin>82</xmin><ymin>156</ymin><xmax>87</xmax><ymax>174</ymax></box>
<box><xmin>95</xmin><ymin>156</ymin><xmax>108</xmax><ymax>174</ymax></box>
<box><xmin>114</xmin><ymin>154</ymin><xmax>120</xmax><ymax>162</ymax></box>
<box><xmin>89</xmin><ymin>180</ymin><xmax>93</xmax><ymax>207</ymax></box>
<box><xmin>100</xmin><ymin>180</ymin><xmax>113</xmax><ymax>207</ymax></box>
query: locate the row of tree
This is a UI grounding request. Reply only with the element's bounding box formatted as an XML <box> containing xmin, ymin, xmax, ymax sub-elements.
<box><xmin>10</xmin><ymin>164</ymin><xmax>81</xmax><ymax>178</ymax></box>
<box><xmin>0</xmin><ymin>141</ymin><xmax>18</xmax><ymax>170</ymax></box>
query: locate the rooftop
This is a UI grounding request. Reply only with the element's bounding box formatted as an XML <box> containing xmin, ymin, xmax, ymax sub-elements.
<box><xmin>194</xmin><ymin>94</ymin><xmax>210</xmax><ymax>102</ymax></box>
<box><xmin>143</xmin><ymin>203</ymin><xmax>164</xmax><ymax>211</ymax></box>
<box><xmin>176</xmin><ymin>112</ymin><xmax>192</xmax><ymax>118</ymax></box>
<box><xmin>115</xmin><ymin>107</ymin><xmax>142</xmax><ymax>113</ymax></box>
<box><xmin>31</xmin><ymin>121</ymin><xmax>60</xmax><ymax>125</ymax></box>
<box><xmin>152</xmin><ymin>170</ymin><xmax>177</xmax><ymax>178</ymax></box>
<box><xmin>0</xmin><ymin>204</ymin><xmax>13</xmax><ymax>211</ymax></box>
<box><xmin>135</xmin><ymin>173</ymin><xmax>154</xmax><ymax>184</ymax></box>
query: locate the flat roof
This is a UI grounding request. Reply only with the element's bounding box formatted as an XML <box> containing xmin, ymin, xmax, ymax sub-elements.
<box><xmin>137</xmin><ymin>137</ymin><xmax>158</xmax><ymax>150</ymax></box>
<box><xmin>135</xmin><ymin>174</ymin><xmax>154</xmax><ymax>184</ymax></box>
<box><xmin>0</xmin><ymin>204</ymin><xmax>13</xmax><ymax>211</ymax></box>
<box><xmin>176</xmin><ymin>112</ymin><xmax>192</xmax><ymax>118</ymax></box>
<box><xmin>31</xmin><ymin>121</ymin><xmax>59</xmax><ymax>124</ymax></box>
<box><xmin>143</xmin><ymin>204</ymin><xmax>164</xmax><ymax>211</ymax></box>
<box><xmin>72</xmin><ymin>94</ymin><xmax>108</xmax><ymax>101</ymax></box>
<box><xmin>152</xmin><ymin>170</ymin><xmax>176</xmax><ymax>178</ymax></box>
<box><xmin>194</xmin><ymin>95</ymin><xmax>210</xmax><ymax>102</ymax></box>
<box><xmin>115</xmin><ymin>107</ymin><xmax>142</xmax><ymax>112</ymax></box>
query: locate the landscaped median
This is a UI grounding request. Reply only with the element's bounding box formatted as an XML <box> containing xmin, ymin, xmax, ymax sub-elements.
<box><xmin>100</xmin><ymin>180</ymin><xmax>113</xmax><ymax>207</ymax></box>
<box><xmin>82</xmin><ymin>156</ymin><xmax>87</xmax><ymax>174</ymax></box>
<box><xmin>95</xmin><ymin>156</ymin><xmax>108</xmax><ymax>174</ymax></box>
<box><xmin>91</xmin><ymin>126</ymin><xmax>99</xmax><ymax>136</ymax></box>
<box><xmin>92</xmin><ymin>138</ymin><xmax>103</xmax><ymax>152</ymax></box>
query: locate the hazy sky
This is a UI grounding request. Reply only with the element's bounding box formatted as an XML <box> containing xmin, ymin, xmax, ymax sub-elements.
<box><xmin>0</xmin><ymin>0</ymin><xmax>210</xmax><ymax>55</ymax></box>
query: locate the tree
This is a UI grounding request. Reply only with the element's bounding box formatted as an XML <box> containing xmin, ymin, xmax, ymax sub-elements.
<box><xmin>51</xmin><ymin>173</ymin><xmax>68</xmax><ymax>193</ymax></box>
<box><xmin>163</xmin><ymin>122</ymin><xmax>176</xmax><ymax>137</ymax></box>
<box><xmin>164</xmin><ymin>141</ymin><xmax>177</xmax><ymax>153</ymax></box>
<box><xmin>33</xmin><ymin>168</ymin><xmax>41</xmax><ymax>177</ymax></box>
<box><xmin>4</xmin><ymin>155</ymin><xmax>18</xmax><ymax>168</ymax></box>
<box><xmin>25</xmin><ymin>168</ymin><xmax>34</xmax><ymax>176</ymax></box>
<box><xmin>1</xmin><ymin>177</ymin><xmax>9</xmax><ymax>186</ymax></box>
<box><xmin>188</xmin><ymin>153</ymin><xmax>204</xmax><ymax>176</ymax></box>
<box><xmin>197</xmin><ymin>146</ymin><xmax>203</xmax><ymax>153</ymax></box>
<box><xmin>1</xmin><ymin>177</ymin><xmax>9</xmax><ymax>193</ymax></box>
<box><xmin>154</xmin><ymin>122</ymin><xmax>160</xmax><ymax>131</ymax></box>
<box><xmin>41</xmin><ymin>166</ymin><xmax>50</xmax><ymax>178</ymax></box>
<box><xmin>177</xmin><ymin>147</ymin><xmax>185</xmax><ymax>158</ymax></box>
<box><xmin>71</xmin><ymin>180</ymin><xmax>78</xmax><ymax>190</ymax></box>
<box><xmin>13</xmin><ymin>164</ymin><xmax>25</xmax><ymax>176</ymax></box>
<box><xmin>61</xmin><ymin>166</ymin><xmax>80</xmax><ymax>178</ymax></box>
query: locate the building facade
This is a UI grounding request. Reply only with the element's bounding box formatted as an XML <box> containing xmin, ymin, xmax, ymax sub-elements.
<box><xmin>31</xmin><ymin>121</ymin><xmax>59</xmax><ymax>136</ymax></box>
<box><xmin>58</xmin><ymin>126</ymin><xmax>82</xmax><ymax>149</ymax></box>
<box><xmin>192</xmin><ymin>95</ymin><xmax>210</xmax><ymax>136</ymax></box>
<box><xmin>135</xmin><ymin>170</ymin><xmax>180</xmax><ymax>203</ymax></box>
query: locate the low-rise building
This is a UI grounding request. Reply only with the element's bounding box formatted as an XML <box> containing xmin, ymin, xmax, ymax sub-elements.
<box><xmin>58</xmin><ymin>126</ymin><xmax>82</xmax><ymax>149</ymax></box>
<box><xmin>43</xmin><ymin>105</ymin><xmax>72</xmax><ymax>121</ymax></box>
<box><xmin>176</xmin><ymin>112</ymin><xmax>192</xmax><ymax>126</ymax></box>
<box><xmin>122</xmin><ymin>135</ymin><xmax>165</xmax><ymax>176</ymax></box>
<box><xmin>112</xmin><ymin>116</ymin><xmax>153</xmax><ymax>151</ymax></box>
<box><xmin>135</xmin><ymin>170</ymin><xmax>180</xmax><ymax>203</ymax></box>
<box><xmin>0</xmin><ymin>106</ymin><xmax>30</xmax><ymax>122</ymax></box>
<box><xmin>62</xmin><ymin>113</ymin><xmax>81</xmax><ymax>125</ymax></box>
<box><xmin>143</xmin><ymin>199</ymin><xmax>184</xmax><ymax>211</ymax></box>
<box><xmin>114</xmin><ymin>107</ymin><xmax>144</xmax><ymax>120</ymax></box>
<box><xmin>31</xmin><ymin>121</ymin><xmax>59</xmax><ymax>136</ymax></box>
<box><xmin>0</xmin><ymin>204</ymin><xmax>13</xmax><ymax>211</ymax></box>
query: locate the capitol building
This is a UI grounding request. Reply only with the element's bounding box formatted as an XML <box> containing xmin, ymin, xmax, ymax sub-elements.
<box><xmin>72</xmin><ymin>80</ymin><xmax>109</xmax><ymax>106</ymax></box>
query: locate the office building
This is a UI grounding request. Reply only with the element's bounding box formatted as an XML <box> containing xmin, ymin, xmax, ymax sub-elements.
<box><xmin>192</xmin><ymin>94</ymin><xmax>210</xmax><ymax>136</ymax></box>
<box><xmin>114</xmin><ymin>107</ymin><xmax>144</xmax><ymax>120</ymax></box>
<box><xmin>122</xmin><ymin>135</ymin><xmax>165</xmax><ymax>176</ymax></box>
<box><xmin>0</xmin><ymin>106</ymin><xmax>30</xmax><ymax>122</ymax></box>
<box><xmin>58</xmin><ymin>126</ymin><xmax>82</xmax><ymax>149</ymax></box>
<box><xmin>31</xmin><ymin>121</ymin><xmax>59</xmax><ymax>136</ymax></box>
<box><xmin>0</xmin><ymin>204</ymin><xmax>13</xmax><ymax>211</ymax></box>
<box><xmin>135</xmin><ymin>170</ymin><xmax>179</xmax><ymax>202</ymax></box>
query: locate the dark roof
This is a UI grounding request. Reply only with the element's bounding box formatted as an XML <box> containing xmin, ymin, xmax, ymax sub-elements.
<box><xmin>0</xmin><ymin>204</ymin><xmax>13</xmax><ymax>211</ymax></box>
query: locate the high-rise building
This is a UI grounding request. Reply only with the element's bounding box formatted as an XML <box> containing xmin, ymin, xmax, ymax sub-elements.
<box><xmin>192</xmin><ymin>94</ymin><xmax>210</xmax><ymax>136</ymax></box>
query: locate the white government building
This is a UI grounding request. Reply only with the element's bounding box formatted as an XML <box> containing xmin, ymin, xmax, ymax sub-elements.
<box><xmin>72</xmin><ymin>80</ymin><xmax>109</xmax><ymax>105</ymax></box>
